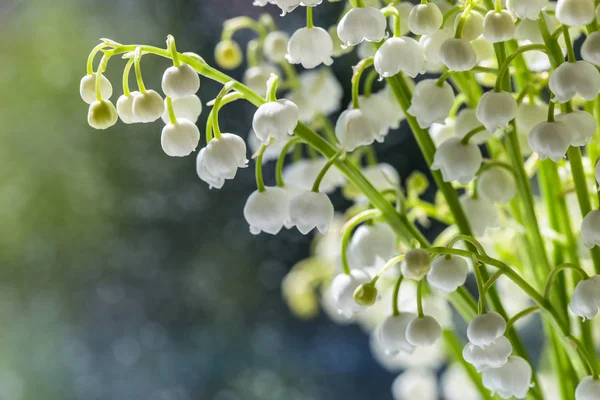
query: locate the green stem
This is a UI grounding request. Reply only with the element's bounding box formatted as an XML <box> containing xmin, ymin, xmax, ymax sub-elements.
<box><xmin>122</xmin><ymin>57</ymin><xmax>134</xmax><ymax>97</ymax></box>
<box><xmin>506</xmin><ymin>306</ymin><xmax>540</xmax><ymax>330</ymax></box>
<box><xmin>166</xmin><ymin>97</ymin><xmax>177</xmax><ymax>125</ymax></box>
<box><xmin>352</xmin><ymin>58</ymin><xmax>374</xmax><ymax>109</ymax></box>
<box><xmin>306</xmin><ymin>6</ymin><xmax>314</xmax><ymax>28</ymax></box>
<box><xmin>416</xmin><ymin>279</ymin><xmax>425</xmax><ymax>318</ymax></box>
<box><xmin>275</xmin><ymin>137</ymin><xmax>303</xmax><ymax>187</ymax></box>
<box><xmin>167</xmin><ymin>35</ymin><xmax>181</xmax><ymax>67</ymax></box>
<box><xmin>563</xmin><ymin>26</ymin><xmax>576</xmax><ymax>63</ymax></box>
<box><xmin>255</xmin><ymin>145</ymin><xmax>267</xmax><ymax>193</ymax></box>
<box><xmin>312</xmin><ymin>153</ymin><xmax>342</xmax><ymax>192</ymax></box>
<box><xmin>494</xmin><ymin>44</ymin><xmax>548</xmax><ymax>92</ymax></box>
<box><xmin>392</xmin><ymin>274</ymin><xmax>403</xmax><ymax>316</ymax></box>
<box><xmin>372</xmin><ymin>255</ymin><xmax>405</xmax><ymax>284</ymax></box>
<box><xmin>86</xmin><ymin>42</ymin><xmax>107</xmax><ymax>75</ymax></box>
<box><xmin>460</xmin><ymin>126</ymin><xmax>487</xmax><ymax>145</ymax></box>
<box><xmin>340</xmin><ymin>210</ymin><xmax>382</xmax><ymax>275</ymax></box>
<box><xmin>133</xmin><ymin>47</ymin><xmax>146</xmax><ymax>94</ymax></box>
<box><xmin>543</xmin><ymin>263</ymin><xmax>590</xmax><ymax>299</ymax></box>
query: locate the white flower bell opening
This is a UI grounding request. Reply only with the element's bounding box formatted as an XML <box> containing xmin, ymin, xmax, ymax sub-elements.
<box><xmin>582</xmin><ymin>210</ymin><xmax>600</xmax><ymax>248</ymax></box>
<box><xmin>439</xmin><ymin>38</ymin><xmax>478</xmax><ymax>72</ymax></box>
<box><xmin>549</xmin><ymin>61</ymin><xmax>600</xmax><ymax>103</ymax></box>
<box><xmin>161</xmin><ymin>119</ymin><xmax>200</xmax><ymax>157</ymax></box>
<box><xmin>406</xmin><ymin>315</ymin><xmax>442</xmax><ymax>347</ymax></box>
<box><xmin>80</xmin><ymin>73</ymin><xmax>113</xmax><ymax>104</ymax></box>
<box><xmin>431</xmin><ymin>137</ymin><xmax>482</xmax><ymax>185</ymax></box>
<box><xmin>132</xmin><ymin>90</ymin><xmax>165</xmax><ymax>123</ymax></box>
<box><xmin>478</xmin><ymin>167</ymin><xmax>517</xmax><ymax>204</ymax></box>
<box><xmin>337</xmin><ymin>6</ymin><xmax>388</xmax><ymax>48</ymax></box>
<box><xmin>463</xmin><ymin>336</ymin><xmax>513</xmax><ymax>372</ymax></box>
<box><xmin>401</xmin><ymin>249</ymin><xmax>431</xmax><ymax>280</ymax></box>
<box><xmin>427</xmin><ymin>255</ymin><xmax>469</xmax><ymax>293</ymax></box>
<box><xmin>407</xmin><ymin>79</ymin><xmax>455</xmax><ymax>128</ymax></box>
<box><xmin>286</xmin><ymin>27</ymin><xmax>334</xmax><ymax>69</ymax></box>
<box><xmin>528</xmin><ymin>121</ymin><xmax>573</xmax><ymax>162</ymax></box>
<box><xmin>161</xmin><ymin>64</ymin><xmax>200</xmax><ymax>99</ymax></box>
<box><xmin>482</xmin><ymin>356</ymin><xmax>533</xmax><ymax>399</ymax></box>
<box><xmin>467</xmin><ymin>311</ymin><xmax>507</xmax><ymax>348</ymax></box>
<box><xmin>161</xmin><ymin>95</ymin><xmax>203</xmax><ymax>124</ymax></box>
<box><xmin>203</xmin><ymin>133</ymin><xmax>248</xmax><ymax>180</ymax></box>
<box><xmin>408</xmin><ymin>3</ymin><xmax>443</xmax><ymax>35</ymax></box>
<box><xmin>483</xmin><ymin>10</ymin><xmax>516</xmax><ymax>43</ymax></box>
<box><xmin>252</xmin><ymin>99</ymin><xmax>299</xmax><ymax>144</ymax></box>
<box><xmin>555</xmin><ymin>111</ymin><xmax>596</xmax><ymax>146</ymax></box>
<box><xmin>374</xmin><ymin>37</ymin><xmax>425</xmax><ymax>79</ymax></box>
<box><xmin>476</xmin><ymin>91</ymin><xmax>517</xmax><ymax>132</ymax></box>
<box><xmin>569</xmin><ymin>275</ymin><xmax>600</xmax><ymax>320</ymax></box>
<box><xmin>88</xmin><ymin>99</ymin><xmax>118</xmax><ymax>130</ymax></box>
<box><xmin>575</xmin><ymin>376</ymin><xmax>600</xmax><ymax>400</ymax></box>
<box><xmin>378</xmin><ymin>314</ymin><xmax>416</xmax><ymax>355</ymax></box>
<box><xmin>335</xmin><ymin>109</ymin><xmax>380</xmax><ymax>151</ymax></box>
<box><xmin>331</xmin><ymin>270</ymin><xmax>372</xmax><ymax>318</ymax></box>
<box><xmin>289</xmin><ymin>191</ymin><xmax>334</xmax><ymax>234</ymax></box>
<box><xmin>196</xmin><ymin>148</ymin><xmax>225</xmax><ymax>190</ymax></box>
<box><xmin>244</xmin><ymin>187</ymin><xmax>291</xmax><ymax>235</ymax></box>
<box><xmin>556</xmin><ymin>0</ymin><xmax>595</xmax><ymax>27</ymax></box>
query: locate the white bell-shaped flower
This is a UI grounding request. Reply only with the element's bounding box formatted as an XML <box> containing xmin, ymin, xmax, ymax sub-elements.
<box><xmin>427</xmin><ymin>255</ymin><xmax>468</xmax><ymax>293</ymax></box>
<box><xmin>401</xmin><ymin>249</ymin><xmax>431</xmax><ymax>280</ymax></box>
<box><xmin>244</xmin><ymin>187</ymin><xmax>291</xmax><ymax>235</ymax></box>
<box><xmin>160</xmin><ymin>119</ymin><xmax>200</xmax><ymax>157</ymax></box>
<box><xmin>408</xmin><ymin>3</ymin><xmax>443</xmax><ymax>35</ymax></box>
<box><xmin>406</xmin><ymin>315</ymin><xmax>442</xmax><ymax>347</ymax></box>
<box><xmin>431</xmin><ymin>137</ymin><xmax>482</xmax><ymax>184</ymax></box>
<box><xmin>420</xmin><ymin>29</ymin><xmax>454</xmax><ymax>72</ymax></box>
<box><xmin>252</xmin><ymin>99</ymin><xmax>299</xmax><ymax>144</ymax></box>
<box><xmin>273</xmin><ymin>0</ymin><xmax>302</xmax><ymax>16</ymax></box>
<box><xmin>196</xmin><ymin>148</ymin><xmax>225</xmax><ymax>189</ymax></box>
<box><xmin>463</xmin><ymin>336</ymin><xmax>513</xmax><ymax>372</ymax></box>
<box><xmin>203</xmin><ymin>133</ymin><xmax>248</xmax><ymax>180</ymax></box>
<box><xmin>478</xmin><ymin>167</ymin><xmax>516</xmax><ymax>204</ymax></box>
<box><xmin>374</xmin><ymin>37</ymin><xmax>426</xmax><ymax>79</ymax></box>
<box><xmin>335</xmin><ymin>109</ymin><xmax>380</xmax><ymax>151</ymax></box>
<box><xmin>349</xmin><ymin>223</ymin><xmax>397</xmax><ymax>268</ymax></box>
<box><xmin>516</xmin><ymin>101</ymin><xmax>547</xmax><ymax>136</ymax></box>
<box><xmin>286</xmin><ymin>27</ymin><xmax>334</xmax><ymax>69</ymax></box>
<box><xmin>289</xmin><ymin>191</ymin><xmax>335</xmax><ymax>234</ymax></box>
<box><xmin>439</xmin><ymin>38</ymin><xmax>477</xmax><ymax>71</ymax></box>
<box><xmin>569</xmin><ymin>275</ymin><xmax>600</xmax><ymax>320</ymax></box>
<box><xmin>161</xmin><ymin>95</ymin><xmax>202</xmax><ymax>124</ymax></box>
<box><xmin>132</xmin><ymin>90</ymin><xmax>165</xmax><ymax>123</ymax></box>
<box><xmin>429</xmin><ymin>119</ymin><xmax>455</xmax><ymax>146</ymax></box>
<box><xmin>455</xmin><ymin>108</ymin><xmax>492</xmax><ymax>145</ymax></box>
<box><xmin>467</xmin><ymin>311</ymin><xmax>507</xmax><ymax>348</ymax></box>
<box><xmin>582</xmin><ymin>210</ymin><xmax>600</xmax><ymax>248</ymax></box>
<box><xmin>454</xmin><ymin>11</ymin><xmax>484</xmax><ymax>42</ymax></box>
<box><xmin>549</xmin><ymin>61</ymin><xmax>600</xmax><ymax>103</ymax></box>
<box><xmin>483</xmin><ymin>10</ymin><xmax>516</xmax><ymax>43</ymax></box>
<box><xmin>80</xmin><ymin>73</ymin><xmax>113</xmax><ymax>104</ymax></box>
<box><xmin>476</xmin><ymin>91</ymin><xmax>517</xmax><ymax>132</ymax></box>
<box><xmin>378</xmin><ymin>314</ymin><xmax>416</xmax><ymax>355</ymax></box>
<box><xmin>301</xmin><ymin>0</ymin><xmax>322</xmax><ymax>6</ymax></box>
<box><xmin>460</xmin><ymin>194</ymin><xmax>499</xmax><ymax>236</ymax></box>
<box><xmin>395</xmin><ymin>2</ymin><xmax>413</xmax><ymax>36</ymax></box>
<box><xmin>161</xmin><ymin>64</ymin><xmax>200</xmax><ymax>99</ymax></box>
<box><xmin>528</xmin><ymin>121</ymin><xmax>572</xmax><ymax>162</ymax></box>
<box><xmin>392</xmin><ymin>368</ymin><xmax>438</xmax><ymax>400</ymax></box>
<box><xmin>407</xmin><ymin>79</ymin><xmax>454</xmax><ymax>128</ymax></box>
<box><xmin>337</xmin><ymin>6</ymin><xmax>387</xmax><ymax>48</ymax></box>
<box><xmin>117</xmin><ymin>92</ymin><xmax>140</xmax><ymax>124</ymax></box>
<box><xmin>482</xmin><ymin>356</ymin><xmax>533</xmax><ymax>399</ymax></box>
<box><xmin>582</xmin><ymin>31</ymin><xmax>600</xmax><ymax>66</ymax></box>
<box><xmin>243</xmin><ymin>64</ymin><xmax>279</xmax><ymax>94</ymax></box>
<box><xmin>556</xmin><ymin>111</ymin><xmax>596</xmax><ymax>146</ymax></box>
<box><xmin>87</xmin><ymin>99</ymin><xmax>118</xmax><ymax>130</ymax></box>
<box><xmin>264</xmin><ymin>31</ymin><xmax>290</xmax><ymax>63</ymax></box>
<box><xmin>575</xmin><ymin>376</ymin><xmax>600</xmax><ymax>400</ymax></box>
<box><xmin>330</xmin><ymin>270</ymin><xmax>372</xmax><ymax>318</ymax></box>
<box><xmin>441</xmin><ymin>364</ymin><xmax>481</xmax><ymax>400</ymax></box>
<box><xmin>556</xmin><ymin>0</ymin><xmax>595</xmax><ymax>26</ymax></box>
<box><xmin>507</xmin><ymin>0</ymin><xmax>548</xmax><ymax>20</ymax></box>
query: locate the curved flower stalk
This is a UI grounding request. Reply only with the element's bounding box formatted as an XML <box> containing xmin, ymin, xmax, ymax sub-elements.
<box><xmin>81</xmin><ymin>0</ymin><xmax>600</xmax><ymax>398</ymax></box>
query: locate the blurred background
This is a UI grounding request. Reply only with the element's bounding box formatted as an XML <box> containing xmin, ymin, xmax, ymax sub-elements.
<box><xmin>0</xmin><ymin>0</ymin><xmax>449</xmax><ymax>399</ymax></box>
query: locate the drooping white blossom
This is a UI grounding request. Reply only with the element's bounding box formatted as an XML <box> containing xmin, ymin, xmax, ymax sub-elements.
<box><xmin>439</xmin><ymin>38</ymin><xmax>478</xmax><ymax>72</ymax></box>
<box><xmin>427</xmin><ymin>255</ymin><xmax>469</xmax><ymax>293</ymax></box>
<box><xmin>132</xmin><ymin>90</ymin><xmax>165</xmax><ymax>123</ymax></box>
<box><xmin>478</xmin><ymin>167</ymin><xmax>517</xmax><ymax>204</ymax></box>
<box><xmin>476</xmin><ymin>91</ymin><xmax>517</xmax><ymax>132</ymax></box>
<box><xmin>243</xmin><ymin>64</ymin><xmax>279</xmax><ymax>94</ymax></box>
<box><xmin>575</xmin><ymin>376</ymin><xmax>600</xmax><ymax>400</ymax></box>
<box><xmin>272</xmin><ymin>0</ymin><xmax>302</xmax><ymax>16</ymax></box>
<box><xmin>420</xmin><ymin>29</ymin><xmax>454</xmax><ymax>72</ymax></box>
<box><xmin>407</xmin><ymin>79</ymin><xmax>455</xmax><ymax>128</ymax></box>
<box><xmin>377</xmin><ymin>313</ymin><xmax>416</xmax><ymax>355</ymax></box>
<box><xmin>482</xmin><ymin>356</ymin><xmax>533</xmax><ymax>399</ymax></box>
<box><xmin>483</xmin><ymin>10</ymin><xmax>516</xmax><ymax>43</ymax></box>
<box><xmin>463</xmin><ymin>336</ymin><xmax>513</xmax><ymax>372</ymax></box>
<box><xmin>264</xmin><ymin>31</ymin><xmax>290</xmax><ymax>63</ymax></box>
<box><xmin>507</xmin><ymin>0</ymin><xmax>548</xmax><ymax>20</ymax></box>
<box><xmin>555</xmin><ymin>0</ymin><xmax>595</xmax><ymax>27</ymax></box>
<box><xmin>161</xmin><ymin>63</ymin><xmax>200</xmax><ymax>99</ymax></box>
<box><xmin>455</xmin><ymin>108</ymin><xmax>492</xmax><ymax>145</ymax></box>
<box><xmin>555</xmin><ymin>111</ymin><xmax>596</xmax><ymax>146</ymax></box>
<box><xmin>286</xmin><ymin>27</ymin><xmax>334</xmax><ymax>69</ymax></box>
<box><xmin>244</xmin><ymin>187</ymin><xmax>291</xmax><ymax>235</ymax></box>
<box><xmin>117</xmin><ymin>92</ymin><xmax>140</xmax><ymax>124</ymax></box>
<box><xmin>441</xmin><ymin>363</ymin><xmax>482</xmax><ymax>400</ymax></box>
<box><xmin>161</xmin><ymin>94</ymin><xmax>203</xmax><ymax>124</ymax></box>
<box><xmin>349</xmin><ymin>223</ymin><xmax>397</xmax><ymax>268</ymax></box>
<box><xmin>460</xmin><ymin>194</ymin><xmax>499</xmax><ymax>236</ymax></box>
<box><xmin>289</xmin><ymin>191</ymin><xmax>335</xmax><ymax>234</ymax></box>
<box><xmin>406</xmin><ymin>315</ymin><xmax>442</xmax><ymax>347</ymax></box>
<box><xmin>196</xmin><ymin>148</ymin><xmax>225</xmax><ymax>189</ymax></box>
<box><xmin>337</xmin><ymin>6</ymin><xmax>387</xmax><ymax>48</ymax></box>
<box><xmin>391</xmin><ymin>368</ymin><xmax>438</xmax><ymax>400</ymax></box>
<box><xmin>429</xmin><ymin>119</ymin><xmax>455</xmax><ymax>146</ymax></box>
<box><xmin>467</xmin><ymin>311</ymin><xmax>507</xmax><ymax>348</ymax></box>
<box><xmin>203</xmin><ymin>133</ymin><xmax>248</xmax><ymax>180</ymax></box>
<box><xmin>454</xmin><ymin>11</ymin><xmax>484</xmax><ymax>42</ymax></box>
<box><xmin>408</xmin><ymin>3</ymin><xmax>443</xmax><ymax>35</ymax></box>
<box><xmin>516</xmin><ymin>101</ymin><xmax>547</xmax><ymax>154</ymax></box>
<box><xmin>252</xmin><ymin>99</ymin><xmax>299</xmax><ymax>144</ymax></box>
<box><xmin>335</xmin><ymin>109</ymin><xmax>381</xmax><ymax>151</ymax></box>
<box><xmin>160</xmin><ymin>119</ymin><xmax>200</xmax><ymax>157</ymax></box>
<box><xmin>528</xmin><ymin>121</ymin><xmax>572</xmax><ymax>162</ymax></box>
<box><xmin>569</xmin><ymin>275</ymin><xmax>600</xmax><ymax>320</ymax></box>
<box><xmin>582</xmin><ymin>31</ymin><xmax>600</xmax><ymax>66</ymax></box>
<box><xmin>330</xmin><ymin>269</ymin><xmax>372</xmax><ymax>318</ymax></box>
<box><xmin>87</xmin><ymin>99</ymin><xmax>118</xmax><ymax>130</ymax></box>
<box><xmin>549</xmin><ymin>61</ymin><xmax>600</xmax><ymax>103</ymax></box>
<box><xmin>80</xmin><ymin>73</ymin><xmax>113</xmax><ymax>104</ymax></box>
<box><xmin>374</xmin><ymin>37</ymin><xmax>425</xmax><ymax>79</ymax></box>
<box><xmin>582</xmin><ymin>210</ymin><xmax>600</xmax><ymax>249</ymax></box>
<box><xmin>431</xmin><ymin>137</ymin><xmax>482</xmax><ymax>185</ymax></box>
<box><xmin>401</xmin><ymin>249</ymin><xmax>431</xmax><ymax>280</ymax></box>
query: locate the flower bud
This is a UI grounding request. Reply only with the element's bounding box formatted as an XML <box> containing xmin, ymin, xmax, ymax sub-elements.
<box><xmin>575</xmin><ymin>376</ymin><xmax>600</xmax><ymax>400</ymax></box>
<box><xmin>482</xmin><ymin>356</ymin><xmax>533</xmax><ymax>399</ymax></box>
<box><xmin>203</xmin><ymin>133</ymin><xmax>248</xmax><ymax>180</ymax></box>
<box><xmin>161</xmin><ymin>119</ymin><xmax>200</xmax><ymax>157</ymax></box>
<box><xmin>556</xmin><ymin>0</ymin><xmax>595</xmax><ymax>26</ymax></box>
<box><xmin>476</xmin><ymin>91</ymin><xmax>517</xmax><ymax>132</ymax></box>
<box><xmin>463</xmin><ymin>336</ymin><xmax>513</xmax><ymax>372</ymax></box>
<box><xmin>243</xmin><ymin>64</ymin><xmax>279</xmax><ymax>94</ymax></box>
<box><xmin>331</xmin><ymin>270</ymin><xmax>372</xmax><ymax>318</ymax></box>
<box><xmin>289</xmin><ymin>191</ymin><xmax>335</xmax><ymax>234</ymax></box>
<box><xmin>455</xmin><ymin>108</ymin><xmax>492</xmax><ymax>145</ymax></box>
<box><xmin>407</xmin><ymin>79</ymin><xmax>455</xmax><ymax>128</ymax></box>
<box><xmin>252</xmin><ymin>99</ymin><xmax>299</xmax><ymax>145</ymax></box>
<box><xmin>401</xmin><ymin>249</ymin><xmax>431</xmax><ymax>280</ymax></box>
<box><xmin>214</xmin><ymin>40</ymin><xmax>243</xmax><ymax>70</ymax></box>
<box><xmin>420</xmin><ymin>29</ymin><xmax>454</xmax><ymax>72</ymax></box>
<box><xmin>337</xmin><ymin>6</ymin><xmax>387</xmax><ymax>48</ymax></box>
<box><xmin>196</xmin><ymin>148</ymin><xmax>225</xmax><ymax>189</ymax></box>
<box><xmin>483</xmin><ymin>10</ymin><xmax>516</xmax><ymax>43</ymax></box>
<box><xmin>116</xmin><ymin>92</ymin><xmax>140</xmax><ymax>124</ymax></box>
<box><xmin>556</xmin><ymin>110</ymin><xmax>596</xmax><ymax>147</ymax></box>
<box><xmin>335</xmin><ymin>109</ymin><xmax>380</xmax><ymax>151</ymax></box>
<box><xmin>350</xmin><ymin>223</ymin><xmax>397</xmax><ymax>268</ymax></box>
<box><xmin>161</xmin><ymin>64</ymin><xmax>200</xmax><ymax>99</ymax></box>
<box><xmin>506</xmin><ymin>0</ymin><xmax>548</xmax><ymax>20</ymax></box>
<box><xmin>87</xmin><ymin>99</ymin><xmax>118</xmax><ymax>130</ymax></box>
<box><xmin>431</xmin><ymin>137</ymin><xmax>482</xmax><ymax>184</ymax></box>
<box><xmin>427</xmin><ymin>255</ymin><xmax>468</xmax><ymax>293</ymax></box>
<box><xmin>161</xmin><ymin>95</ymin><xmax>203</xmax><ymax>124</ymax></box>
<box><xmin>569</xmin><ymin>275</ymin><xmax>600</xmax><ymax>320</ymax></box>
<box><xmin>439</xmin><ymin>38</ymin><xmax>477</xmax><ymax>72</ymax></box>
<box><xmin>478</xmin><ymin>167</ymin><xmax>516</xmax><ymax>204</ymax></box>
<box><xmin>582</xmin><ymin>31</ymin><xmax>600</xmax><ymax>66</ymax></box>
<box><xmin>528</xmin><ymin>121</ymin><xmax>572</xmax><ymax>162</ymax></box>
<box><xmin>460</xmin><ymin>194</ymin><xmax>499</xmax><ymax>236</ymax></box>
<box><xmin>374</xmin><ymin>37</ymin><xmax>425</xmax><ymax>79</ymax></box>
<box><xmin>264</xmin><ymin>31</ymin><xmax>290</xmax><ymax>63</ymax></box>
<box><xmin>549</xmin><ymin>61</ymin><xmax>600</xmax><ymax>103</ymax></box>
<box><xmin>80</xmin><ymin>73</ymin><xmax>113</xmax><ymax>104</ymax></box>
<box><xmin>467</xmin><ymin>311</ymin><xmax>507</xmax><ymax>348</ymax></box>
<box><xmin>132</xmin><ymin>90</ymin><xmax>165</xmax><ymax>123</ymax></box>
<box><xmin>408</xmin><ymin>3</ymin><xmax>443</xmax><ymax>35</ymax></box>
<box><xmin>377</xmin><ymin>314</ymin><xmax>416</xmax><ymax>355</ymax></box>
<box><xmin>353</xmin><ymin>282</ymin><xmax>378</xmax><ymax>307</ymax></box>
<box><xmin>406</xmin><ymin>315</ymin><xmax>442</xmax><ymax>347</ymax></box>
<box><xmin>286</xmin><ymin>27</ymin><xmax>334</xmax><ymax>69</ymax></box>
<box><xmin>244</xmin><ymin>187</ymin><xmax>291</xmax><ymax>235</ymax></box>
<box><xmin>454</xmin><ymin>11</ymin><xmax>484</xmax><ymax>41</ymax></box>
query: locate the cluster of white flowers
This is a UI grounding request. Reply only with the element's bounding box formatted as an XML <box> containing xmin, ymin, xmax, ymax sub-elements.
<box><xmin>84</xmin><ymin>0</ymin><xmax>600</xmax><ymax>398</ymax></box>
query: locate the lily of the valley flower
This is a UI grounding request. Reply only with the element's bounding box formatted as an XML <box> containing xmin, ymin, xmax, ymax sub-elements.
<box><xmin>337</xmin><ymin>6</ymin><xmax>387</xmax><ymax>48</ymax></box>
<box><xmin>569</xmin><ymin>275</ymin><xmax>600</xmax><ymax>320</ymax></box>
<box><xmin>196</xmin><ymin>148</ymin><xmax>225</xmax><ymax>189</ymax></box>
<box><xmin>476</xmin><ymin>91</ymin><xmax>517</xmax><ymax>132</ymax></box>
<box><xmin>427</xmin><ymin>255</ymin><xmax>469</xmax><ymax>293</ymax></box>
<box><xmin>483</xmin><ymin>10</ymin><xmax>516</xmax><ymax>43</ymax></box>
<box><xmin>116</xmin><ymin>92</ymin><xmax>140</xmax><ymax>124</ymax></box>
<box><xmin>350</xmin><ymin>223</ymin><xmax>397</xmax><ymax>268</ymax></box>
<box><xmin>482</xmin><ymin>356</ymin><xmax>533</xmax><ymax>399</ymax></box>
<box><xmin>88</xmin><ymin>99</ymin><xmax>118</xmax><ymax>130</ymax></box>
<box><xmin>252</xmin><ymin>99</ymin><xmax>299</xmax><ymax>144</ymax></box>
<box><xmin>161</xmin><ymin>119</ymin><xmax>200</xmax><ymax>157</ymax></box>
<box><xmin>467</xmin><ymin>311</ymin><xmax>507</xmax><ymax>348</ymax></box>
<box><xmin>507</xmin><ymin>0</ymin><xmax>548</xmax><ymax>20</ymax></box>
<box><xmin>161</xmin><ymin>63</ymin><xmax>200</xmax><ymax>99</ymax></box>
<box><xmin>555</xmin><ymin>0</ymin><xmax>595</xmax><ymax>27</ymax></box>
<box><xmin>460</xmin><ymin>194</ymin><xmax>499</xmax><ymax>236</ymax></box>
<box><xmin>575</xmin><ymin>376</ymin><xmax>600</xmax><ymax>400</ymax></box>
<box><xmin>203</xmin><ymin>133</ymin><xmax>248</xmax><ymax>180</ymax></box>
<box><xmin>161</xmin><ymin>95</ymin><xmax>203</xmax><ymax>124</ymax></box>
<box><xmin>407</xmin><ymin>79</ymin><xmax>455</xmax><ymax>128</ymax></box>
<box><xmin>408</xmin><ymin>3</ymin><xmax>443</xmax><ymax>35</ymax></box>
<box><xmin>431</xmin><ymin>137</ymin><xmax>482</xmax><ymax>184</ymax></box>
<box><xmin>555</xmin><ymin>111</ymin><xmax>596</xmax><ymax>146</ymax></box>
<box><xmin>582</xmin><ymin>31</ymin><xmax>600</xmax><ymax>66</ymax></box>
<box><xmin>549</xmin><ymin>61</ymin><xmax>600</xmax><ymax>103</ymax></box>
<box><xmin>286</xmin><ymin>27</ymin><xmax>334</xmax><ymax>69</ymax></box>
<box><xmin>132</xmin><ymin>90</ymin><xmax>165</xmax><ymax>123</ymax></box>
<box><xmin>244</xmin><ymin>187</ymin><xmax>291</xmax><ymax>235</ymax></box>
<box><xmin>478</xmin><ymin>167</ymin><xmax>517</xmax><ymax>204</ymax></box>
<box><xmin>374</xmin><ymin>37</ymin><xmax>426</xmax><ymax>79</ymax></box>
<box><xmin>528</xmin><ymin>121</ymin><xmax>573</xmax><ymax>162</ymax></box>
<box><xmin>377</xmin><ymin>314</ymin><xmax>416</xmax><ymax>355</ymax></box>
<box><xmin>439</xmin><ymin>38</ymin><xmax>478</xmax><ymax>72</ymax></box>
<box><xmin>289</xmin><ymin>191</ymin><xmax>335</xmax><ymax>234</ymax></box>
<box><xmin>335</xmin><ymin>109</ymin><xmax>381</xmax><ymax>151</ymax></box>
<box><xmin>463</xmin><ymin>336</ymin><xmax>513</xmax><ymax>372</ymax></box>
<box><xmin>406</xmin><ymin>315</ymin><xmax>442</xmax><ymax>347</ymax></box>
<box><xmin>331</xmin><ymin>270</ymin><xmax>372</xmax><ymax>318</ymax></box>
<box><xmin>401</xmin><ymin>249</ymin><xmax>431</xmax><ymax>280</ymax></box>
<box><xmin>80</xmin><ymin>73</ymin><xmax>113</xmax><ymax>104</ymax></box>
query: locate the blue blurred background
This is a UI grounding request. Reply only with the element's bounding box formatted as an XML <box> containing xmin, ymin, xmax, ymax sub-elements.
<box><xmin>0</xmin><ymin>0</ymin><xmax>440</xmax><ymax>399</ymax></box>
